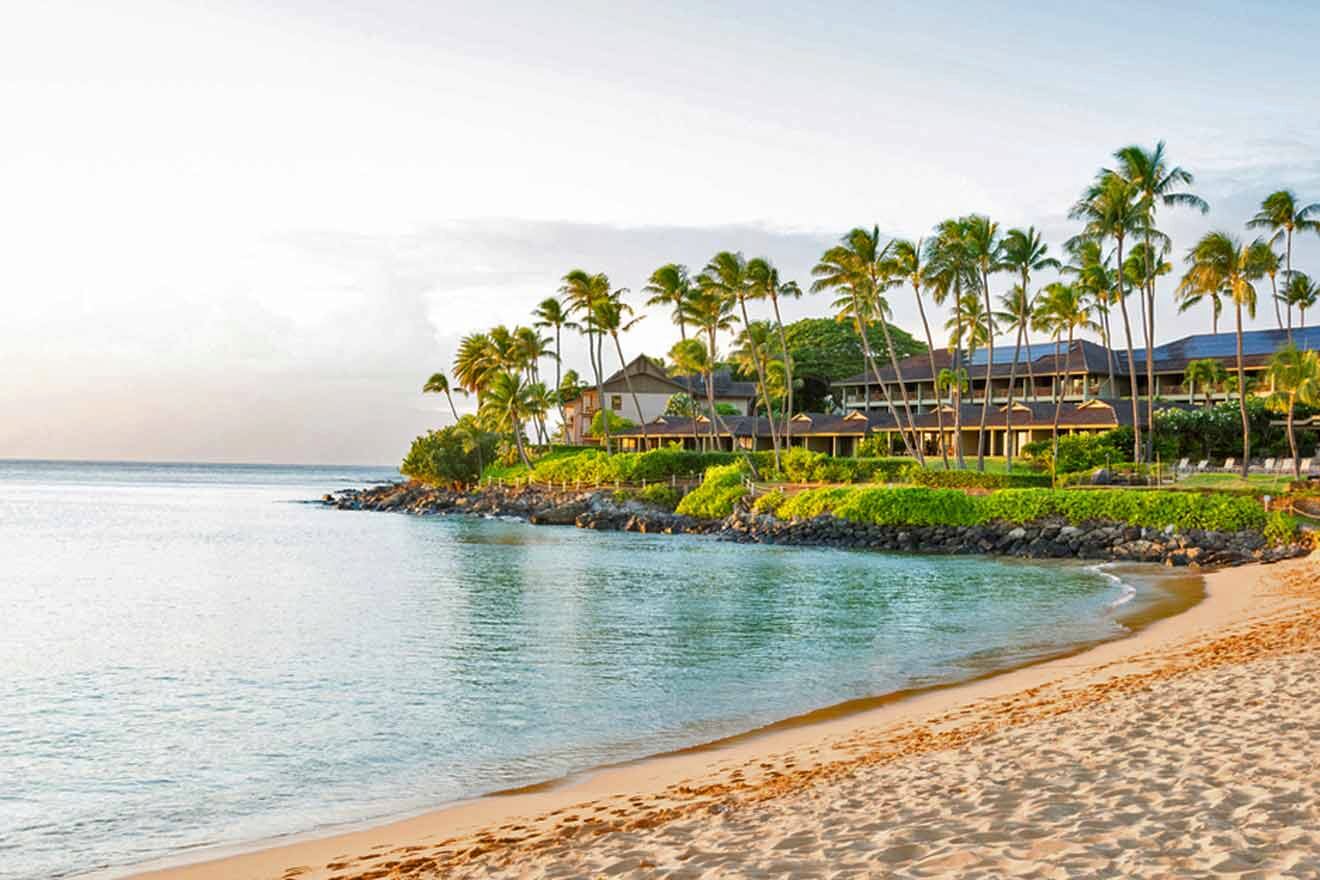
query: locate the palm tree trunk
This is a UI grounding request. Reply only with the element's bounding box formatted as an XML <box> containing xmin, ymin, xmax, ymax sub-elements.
<box><xmin>1004</xmin><ymin>321</ymin><xmax>1024</xmax><ymax>472</ymax></box>
<box><xmin>1102</xmin><ymin>310</ymin><xmax>1116</xmax><ymax>395</ymax></box>
<box><xmin>1052</xmin><ymin>328</ymin><xmax>1074</xmax><ymax>479</ymax></box>
<box><xmin>1115</xmin><ymin>235</ymin><xmax>1142</xmax><ymax>463</ymax></box>
<box><xmin>612</xmin><ymin>333</ymin><xmax>649</xmax><ymax>447</ymax></box>
<box><xmin>705</xmin><ymin>328</ymin><xmax>731</xmax><ymax>450</ymax></box>
<box><xmin>1273</xmin><ymin>276</ymin><xmax>1285</xmax><ymax>330</ymax></box>
<box><xmin>856</xmin><ymin>310</ymin><xmax>916</xmax><ymax>459</ymax></box>
<box><xmin>587</xmin><ymin>329</ymin><xmax>612</xmax><ymax>453</ymax></box>
<box><xmin>913</xmin><ymin>281</ymin><xmax>948</xmax><ymax>469</ymax></box>
<box><xmin>553</xmin><ymin>325</ymin><xmax>567</xmax><ymax>440</ymax></box>
<box><xmin>737</xmin><ymin>298</ymin><xmax>780</xmax><ymax>467</ymax></box>
<box><xmin>769</xmin><ymin>292</ymin><xmax>794</xmax><ymax>449</ymax></box>
<box><xmin>1235</xmin><ymin>299</ymin><xmax>1250</xmax><ymax>479</ymax></box>
<box><xmin>513</xmin><ymin>419</ymin><xmax>532</xmax><ymax>468</ymax></box>
<box><xmin>1022</xmin><ymin>319</ymin><xmax>1039</xmax><ymax>405</ymax></box>
<box><xmin>876</xmin><ymin>312</ymin><xmax>925</xmax><ymax>465</ymax></box>
<box><xmin>445</xmin><ymin>391</ymin><xmax>459</xmax><ymax>422</ymax></box>
<box><xmin>952</xmin><ymin>293</ymin><xmax>966</xmax><ymax>468</ymax></box>
<box><xmin>1288</xmin><ymin>395</ymin><xmax>1299</xmax><ymax>479</ymax></box>
<box><xmin>976</xmin><ymin>268</ymin><xmax>994</xmax><ymax>471</ymax></box>
<box><xmin>1144</xmin><ymin>278</ymin><xmax>1156</xmax><ymax>463</ymax></box>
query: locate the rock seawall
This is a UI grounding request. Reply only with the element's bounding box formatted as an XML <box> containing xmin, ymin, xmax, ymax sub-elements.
<box><xmin>324</xmin><ymin>482</ymin><xmax>1307</xmax><ymax>568</ymax></box>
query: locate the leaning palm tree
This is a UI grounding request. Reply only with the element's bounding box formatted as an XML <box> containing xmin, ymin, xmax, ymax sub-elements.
<box><xmin>1070</xmin><ymin>172</ymin><xmax>1145</xmax><ymax>461</ymax></box>
<box><xmin>925</xmin><ymin>220</ymin><xmax>979</xmax><ymax>468</ymax></box>
<box><xmin>746</xmin><ymin>257</ymin><xmax>802</xmax><ymax>448</ymax></box>
<box><xmin>680</xmin><ymin>283</ymin><xmax>738</xmax><ymax>448</ymax></box>
<box><xmin>423</xmin><ymin>372</ymin><xmax>462</xmax><ymax>422</ymax></box>
<box><xmin>998</xmin><ymin>227</ymin><xmax>1059</xmax><ymax>468</ymax></box>
<box><xmin>591</xmin><ymin>293</ymin><xmax>649</xmax><ymax>446</ymax></box>
<box><xmin>963</xmin><ymin>214</ymin><xmax>1004</xmax><ymax>470</ymax></box>
<box><xmin>1034</xmin><ymin>282</ymin><xmax>1098</xmax><ymax>469</ymax></box>
<box><xmin>560</xmin><ymin>269</ymin><xmax>614</xmax><ymax>452</ymax></box>
<box><xmin>812</xmin><ymin>231</ymin><xmax>921</xmax><ymax>460</ymax></box>
<box><xmin>1247</xmin><ymin>190</ymin><xmax>1320</xmax><ymax>330</ymax></box>
<box><xmin>642</xmin><ymin>263</ymin><xmax>694</xmax><ymax>340</ymax></box>
<box><xmin>533</xmin><ymin>297</ymin><xmax>577</xmax><ymax>434</ymax></box>
<box><xmin>890</xmin><ymin>238</ymin><xmax>948</xmax><ymax>468</ymax></box>
<box><xmin>702</xmin><ymin>251</ymin><xmax>781</xmax><ymax>466</ymax></box>
<box><xmin>1284</xmin><ymin>272</ymin><xmax>1320</xmax><ymax>330</ymax></box>
<box><xmin>1180</xmin><ymin>232</ymin><xmax>1268</xmax><ymax>478</ymax></box>
<box><xmin>1265</xmin><ymin>345</ymin><xmax>1320</xmax><ymax>478</ymax></box>
<box><xmin>1183</xmin><ymin>358</ymin><xmax>1227</xmax><ymax>408</ymax></box>
<box><xmin>480</xmin><ymin>370</ymin><xmax>537</xmax><ymax>468</ymax></box>
<box><xmin>668</xmin><ymin>338</ymin><xmax>713</xmax><ymax>449</ymax></box>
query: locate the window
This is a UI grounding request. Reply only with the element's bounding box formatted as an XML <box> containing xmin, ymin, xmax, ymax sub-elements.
<box><xmin>610</xmin><ymin>394</ymin><xmax>623</xmax><ymax>411</ymax></box>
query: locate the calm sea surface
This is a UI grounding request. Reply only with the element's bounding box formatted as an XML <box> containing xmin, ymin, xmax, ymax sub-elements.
<box><xmin>3</xmin><ymin>460</ymin><xmax>1144</xmax><ymax>879</ymax></box>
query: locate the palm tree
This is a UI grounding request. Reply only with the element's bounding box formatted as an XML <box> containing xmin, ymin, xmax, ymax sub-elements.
<box><xmin>1183</xmin><ymin>358</ymin><xmax>1227</xmax><ymax>408</ymax></box>
<box><xmin>423</xmin><ymin>372</ymin><xmax>462</xmax><ymax>422</ymax></box>
<box><xmin>1070</xmin><ymin>172</ymin><xmax>1145</xmax><ymax>461</ymax></box>
<box><xmin>702</xmin><ymin>251</ymin><xmax>781</xmax><ymax>466</ymax></box>
<box><xmin>1265</xmin><ymin>345</ymin><xmax>1320</xmax><ymax>478</ymax></box>
<box><xmin>937</xmin><ymin>367</ymin><xmax>969</xmax><ymax>408</ymax></box>
<box><xmin>1114</xmin><ymin>142</ymin><xmax>1208</xmax><ymax>460</ymax></box>
<box><xmin>513</xmin><ymin>325</ymin><xmax>554</xmax><ymax>443</ymax></box>
<box><xmin>746</xmin><ymin>257</ymin><xmax>802</xmax><ymax>448</ymax></box>
<box><xmin>1247</xmin><ymin>190</ymin><xmax>1320</xmax><ymax>330</ymax></box>
<box><xmin>453</xmin><ymin>332</ymin><xmax>497</xmax><ymax>402</ymax></box>
<box><xmin>1065</xmin><ymin>238</ymin><xmax>1118</xmax><ymax>393</ymax></box>
<box><xmin>533</xmin><ymin>297</ymin><xmax>577</xmax><ymax>435</ymax></box>
<box><xmin>890</xmin><ymin>238</ymin><xmax>948</xmax><ymax>468</ymax></box>
<box><xmin>999</xmin><ymin>227</ymin><xmax>1059</xmax><ymax>468</ymax></box>
<box><xmin>592</xmin><ymin>292</ymin><xmax>649</xmax><ymax>447</ymax></box>
<box><xmin>1181</xmin><ymin>232</ymin><xmax>1268</xmax><ymax>478</ymax></box>
<box><xmin>560</xmin><ymin>269</ymin><xmax>614</xmax><ymax>452</ymax></box>
<box><xmin>812</xmin><ymin>230</ymin><xmax>921</xmax><ymax>461</ymax></box>
<box><xmin>642</xmin><ymin>263</ymin><xmax>693</xmax><ymax>340</ymax></box>
<box><xmin>668</xmin><ymin>338</ymin><xmax>713</xmax><ymax>449</ymax></box>
<box><xmin>680</xmin><ymin>284</ymin><xmax>738</xmax><ymax>449</ymax></box>
<box><xmin>925</xmin><ymin>220</ymin><xmax>979</xmax><ymax>468</ymax></box>
<box><xmin>732</xmin><ymin>322</ymin><xmax>786</xmax><ymax>418</ymax></box>
<box><xmin>1284</xmin><ymin>272</ymin><xmax>1320</xmax><ymax>330</ymax></box>
<box><xmin>480</xmin><ymin>371</ymin><xmax>537</xmax><ymax>468</ymax></box>
<box><xmin>1175</xmin><ymin>267</ymin><xmax>1224</xmax><ymax>335</ymax></box>
<box><xmin>1252</xmin><ymin>245</ymin><xmax>1285</xmax><ymax>338</ymax></box>
<box><xmin>1034</xmin><ymin>282</ymin><xmax>1098</xmax><ymax>468</ymax></box>
<box><xmin>962</xmin><ymin>215</ymin><xmax>1004</xmax><ymax>470</ymax></box>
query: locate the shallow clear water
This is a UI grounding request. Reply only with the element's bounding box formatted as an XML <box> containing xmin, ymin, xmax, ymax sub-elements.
<box><xmin>1</xmin><ymin>460</ymin><xmax>1138</xmax><ymax>880</ymax></box>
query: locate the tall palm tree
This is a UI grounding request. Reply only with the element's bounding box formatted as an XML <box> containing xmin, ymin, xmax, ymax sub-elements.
<box><xmin>423</xmin><ymin>372</ymin><xmax>461</xmax><ymax>422</ymax></box>
<box><xmin>812</xmin><ymin>229</ymin><xmax>922</xmax><ymax>461</ymax></box>
<box><xmin>995</xmin><ymin>284</ymin><xmax>1034</xmax><ymax>466</ymax></box>
<box><xmin>999</xmin><ymin>227</ymin><xmax>1059</xmax><ymax>468</ymax></box>
<box><xmin>1034</xmin><ymin>282</ymin><xmax>1098</xmax><ymax>468</ymax></box>
<box><xmin>702</xmin><ymin>251</ymin><xmax>781</xmax><ymax>466</ymax></box>
<box><xmin>513</xmin><ymin>325</ymin><xmax>554</xmax><ymax>443</ymax></box>
<box><xmin>592</xmin><ymin>292</ymin><xmax>649</xmax><ymax>446</ymax></box>
<box><xmin>890</xmin><ymin>238</ymin><xmax>948</xmax><ymax>468</ymax></box>
<box><xmin>642</xmin><ymin>263</ymin><xmax>693</xmax><ymax>340</ymax></box>
<box><xmin>1252</xmin><ymin>245</ymin><xmax>1285</xmax><ymax>338</ymax></box>
<box><xmin>668</xmin><ymin>338</ymin><xmax>712</xmax><ymax>449</ymax></box>
<box><xmin>1065</xmin><ymin>238</ymin><xmax>1118</xmax><ymax>394</ymax></box>
<box><xmin>533</xmin><ymin>297</ymin><xmax>576</xmax><ymax>435</ymax></box>
<box><xmin>962</xmin><ymin>215</ymin><xmax>1004</xmax><ymax>470</ymax></box>
<box><xmin>1247</xmin><ymin>190</ymin><xmax>1320</xmax><ymax>330</ymax></box>
<box><xmin>560</xmin><ymin>269</ymin><xmax>614</xmax><ymax>452</ymax></box>
<box><xmin>1183</xmin><ymin>358</ymin><xmax>1226</xmax><ymax>408</ymax></box>
<box><xmin>1284</xmin><ymin>272</ymin><xmax>1320</xmax><ymax>330</ymax></box>
<box><xmin>680</xmin><ymin>283</ymin><xmax>738</xmax><ymax>448</ymax></box>
<box><xmin>732</xmin><ymin>321</ymin><xmax>786</xmax><ymax>418</ymax></box>
<box><xmin>925</xmin><ymin>220</ymin><xmax>979</xmax><ymax>468</ymax></box>
<box><xmin>1265</xmin><ymin>345</ymin><xmax>1320</xmax><ymax>478</ymax></box>
<box><xmin>1071</xmin><ymin>172</ymin><xmax>1145</xmax><ymax>461</ymax></box>
<box><xmin>480</xmin><ymin>371</ymin><xmax>537</xmax><ymax>468</ymax></box>
<box><xmin>1180</xmin><ymin>232</ymin><xmax>1268</xmax><ymax>478</ymax></box>
<box><xmin>1114</xmin><ymin>142</ymin><xmax>1208</xmax><ymax>460</ymax></box>
<box><xmin>746</xmin><ymin>257</ymin><xmax>802</xmax><ymax>448</ymax></box>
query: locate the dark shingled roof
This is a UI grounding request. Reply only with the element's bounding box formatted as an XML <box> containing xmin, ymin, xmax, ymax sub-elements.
<box><xmin>602</xmin><ymin>354</ymin><xmax>758</xmax><ymax>400</ymax></box>
<box><xmin>834</xmin><ymin>339</ymin><xmax>1113</xmax><ymax>387</ymax></box>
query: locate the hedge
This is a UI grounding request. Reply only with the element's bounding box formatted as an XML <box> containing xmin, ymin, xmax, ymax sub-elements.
<box><xmin>674</xmin><ymin>463</ymin><xmax>748</xmax><ymax>519</ymax></box>
<box><xmin>494</xmin><ymin>447</ymin><xmax>767</xmax><ymax>485</ymax></box>
<box><xmin>774</xmin><ymin>486</ymin><xmax>1270</xmax><ymax>536</ymax></box>
<box><xmin>905</xmin><ymin>469</ymin><xmax>1052</xmax><ymax>489</ymax></box>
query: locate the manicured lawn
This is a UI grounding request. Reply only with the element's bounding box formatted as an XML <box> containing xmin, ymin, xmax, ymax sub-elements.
<box><xmin>1175</xmin><ymin>472</ymin><xmax>1296</xmax><ymax>495</ymax></box>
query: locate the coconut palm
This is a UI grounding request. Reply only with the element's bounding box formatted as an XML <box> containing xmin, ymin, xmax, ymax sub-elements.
<box><xmin>423</xmin><ymin>371</ymin><xmax>462</xmax><ymax>422</ymax></box>
<box><xmin>1247</xmin><ymin>190</ymin><xmax>1320</xmax><ymax>330</ymax></box>
<box><xmin>1251</xmin><ymin>245</ymin><xmax>1285</xmax><ymax>338</ymax></box>
<box><xmin>962</xmin><ymin>215</ymin><xmax>1004</xmax><ymax>469</ymax></box>
<box><xmin>1065</xmin><ymin>238</ymin><xmax>1119</xmax><ymax>393</ymax></box>
<box><xmin>1284</xmin><ymin>272</ymin><xmax>1320</xmax><ymax>330</ymax></box>
<box><xmin>890</xmin><ymin>238</ymin><xmax>948</xmax><ymax>468</ymax></box>
<box><xmin>999</xmin><ymin>227</ymin><xmax>1059</xmax><ymax>467</ymax></box>
<box><xmin>533</xmin><ymin>297</ymin><xmax>577</xmax><ymax>434</ymax></box>
<box><xmin>1183</xmin><ymin>358</ymin><xmax>1226</xmax><ymax>408</ymax></box>
<box><xmin>453</xmin><ymin>332</ymin><xmax>501</xmax><ymax>402</ymax></box>
<box><xmin>1265</xmin><ymin>345</ymin><xmax>1320</xmax><ymax>478</ymax></box>
<box><xmin>925</xmin><ymin>220</ymin><xmax>979</xmax><ymax>468</ymax></box>
<box><xmin>668</xmin><ymin>337</ymin><xmax>715</xmax><ymax>448</ymax></box>
<box><xmin>1175</xmin><ymin>267</ymin><xmax>1225</xmax><ymax>335</ymax></box>
<box><xmin>680</xmin><ymin>284</ymin><xmax>738</xmax><ymax>448</ymax></box>
<box><xmin>813</xmin><ymin>231</ymin><xmax>921</xmax><ymax>460</ymax></box>
<box><xmin>1180</xmin><ymin>233</ymin><xmax>1269</xmax><ymax>478</ymax></box>
<box><xmin>642</xmin><ymin>263</ymin><xmax>694</xmax><ymax>340</ymax></box>
<box><xmin>1034</xmin><ymin>282</ymin><xmax>1098</xmax><ymax>467</ymax></box>
<box><xmin>480</xmin><ymin>371</ymin><xmax>538</xmax><ymax>468</ymax></box>
<box><xmin>1070</xmin><ymin>172</ymin><xmax>1145</xmax><ymax>461</ymax></box>
<box><xmin>592</xmin><ymin>292</ymin><xmax>649</xmax><ymax>446</ymax></box>
<box><xmin>746</xmin><ymin>257</ymin><xmax>802</xmax><ymax>447</ymax></box>
<box><xmin>560</xmin><ymin>269</ymin><xmax>614</xmax><ymax>452</ymax></box>
<box><xmin>513</xmin><ymin>325</ymin><xmax>554</xmax><ymax>442</ymax></box>
<box><xmin>702</xmin><ymin>251</ymin><xmax>781</xmax><ymax>466</ymax></box>
<box><xmin>732</xmin><ymin>321</ymin><xmax>786</xmax><ymax>416</ymax></box>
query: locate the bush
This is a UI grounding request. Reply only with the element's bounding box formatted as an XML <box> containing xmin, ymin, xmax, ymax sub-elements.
<box><xmin>1263</xmin><ymin>510</ymin><xmax>1299</xmax><ymax>546</ymax></box>
<box><xmin>401</xmin><ymin>417</ymin><xmax>500</xmax><ymax>487</ymax></box>
<box><xmin>1023</xmin><ymin>430</ymin><xmax>1131</xmax><ymax>474</ymax></box>
<box><xmin>675</xmin><ymin>463</ymin><xmax>748</xmax><ymax>519</ymax></box>
<box><xmin>511</xmin><ymin>445</ymin><xmax>758</xmax><ymax>485</ymax></box>
<box><xmin>751</xmin><ymin>488</ymin><xmax>787</xmax><ymax>516</ymax></box>
<box><xmin>777</xmin><ymin>447</ymin><xmax>912</xmax><ymax>484</ymax></box>
<box><xmin>637</xmin><ymin>483</ymin><xmax>682</xmax><ymax>511</ymax></box>
<box><xmin>905</xmin><ymin>469</ymin><xmax>1052</xmax><ymax>489</ymax></box>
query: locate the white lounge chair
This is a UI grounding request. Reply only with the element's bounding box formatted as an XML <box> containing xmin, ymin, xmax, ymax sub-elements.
<box><xmin>1196</xmin><ymin>459</ymin><xmax>1209</xmax><ymax>473</ymax></box>
<box><xmin>1176</xmin><ymin>457</ymin><xmax>1190</xmax><ymax>472</ymax></box>
<box><xmin>1222</xmin><ymin>457</ymin><xmax>1236</xmax><ymax>472</ymax></box>
<box><xmin>1260</xmin><ymin>458</ymin><xmax>1276</xmax><ymax>473</ymax></box>
<box><xmin>1300</xmin><ymin>458</ymin><xmax>1313</xmax><ymax>476</ymax></box>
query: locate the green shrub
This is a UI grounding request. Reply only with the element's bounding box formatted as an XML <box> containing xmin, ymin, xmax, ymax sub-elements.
<box><xmin>1263</xmin><ymin>511</ymin><xmax>1299</xmax><ymax>546</ymax></box>
<box><xmin>637</xmin><ymin>483</ymin><xmax>682</xmax><ymax>511</ymax></box>
<box><xmin>675</xmin><ymin>463</ymin><xmax>748</xmax><ymax>519</ymax></box>
<box><xmin>401</xmin><ymin>417</ymin><xmax>500</xmax><ymax>487</ymax></box>
<box><xmin>751</xmin><ymin>488</ymin><xmax>787</xmax><ymax>516</ymax></box>
<box><xmin>777</xmin><ymin>447</ymin><xmax>911</xmax><ymax>484</ymax></box>
<box><xmin>905</xmin><ymin>469</ymin><xmax>1051</xmax><ymax>489</ymax></box>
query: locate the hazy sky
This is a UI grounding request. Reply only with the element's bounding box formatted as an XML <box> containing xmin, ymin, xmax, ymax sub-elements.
<box><xmin>4</xmin><ymin>1</ymin><xmax>1319</xmax><ymax>464</ymax></box>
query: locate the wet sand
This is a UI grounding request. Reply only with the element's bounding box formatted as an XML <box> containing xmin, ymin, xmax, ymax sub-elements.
<box><xmin>130</xmin><ymin>557</ymin><xmax>1320</xmax><ymax>879</ymax></box>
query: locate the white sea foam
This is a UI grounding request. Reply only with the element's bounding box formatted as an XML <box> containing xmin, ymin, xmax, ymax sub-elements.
<box><xmin>1089</xmin><ymin>562</ymin><xmax>1138</xmax><ymax>609</ymax></box>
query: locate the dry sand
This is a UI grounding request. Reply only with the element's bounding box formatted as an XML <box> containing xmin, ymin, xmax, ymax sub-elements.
<box><xmin>134</xmin><ymin>557</ymin><xmax>1320</xmax><ymax>880</ymax></box>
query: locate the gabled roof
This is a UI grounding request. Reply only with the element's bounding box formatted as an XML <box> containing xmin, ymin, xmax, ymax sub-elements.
<box><xmin>600</xmin><ymin>354</ymin><xmax>759</xmax><ymax>400</ymax></box>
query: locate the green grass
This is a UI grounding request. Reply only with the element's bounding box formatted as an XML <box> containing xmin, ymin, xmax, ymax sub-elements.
<box><xmin>1176</xmin><ymin>473</ymin><xmax>1295</xmax><ymax>495</ymax></box>
<box><xmin>911</xmin><ymin>457</ymin><xmax>1043</xmax><ymax>476</ymax></box>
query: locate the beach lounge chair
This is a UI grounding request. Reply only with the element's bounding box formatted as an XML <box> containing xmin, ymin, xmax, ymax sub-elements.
<box><xmin>1222</xmin><ymin>458</ymin><xmax>1236</xmax><ymax>472</ymax></box>
<box><xmin>1260</xmin><ymin>458</ymin><xmax>1276</xmax><ymax>473</ymax></box>
<box><xmin>1176</xmin><ymin>457</ymin><xmax>1190</xmax><ymax>472</ymax></box>
<box><xmin>1300</xmin><ymin>458</ymin><xmax>1312</xmax><ymax>476</ymax></box>
<box><xmin>1196</xmin><ymin>459</ymin><xmax>1209</xmax><ymax>473</ymax></box>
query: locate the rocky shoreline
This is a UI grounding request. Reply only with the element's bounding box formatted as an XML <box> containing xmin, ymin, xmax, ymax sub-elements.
<box><xmin>324</xmin><ymin>481</ymin><xmax>1307</xmax><ymax>568</ymax></box>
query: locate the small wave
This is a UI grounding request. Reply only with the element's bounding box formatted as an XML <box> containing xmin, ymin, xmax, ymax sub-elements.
<box><xmin>1087</xmin><ymin>562</ymin><xmax>1137</xmax><ymax>609</ymax></box>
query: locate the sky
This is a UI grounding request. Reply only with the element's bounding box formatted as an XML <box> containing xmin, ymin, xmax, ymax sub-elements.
<box><xmin>3</xmin><ymin>0</ymin><xmax>1319</xmax><ymax>464</ymax></box>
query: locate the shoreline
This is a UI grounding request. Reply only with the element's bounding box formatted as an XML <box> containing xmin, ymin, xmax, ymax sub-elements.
<box><xmin>117</xmin><ymin>559</ymin><xmax>1219</xmax><ymax>880</ymax></box>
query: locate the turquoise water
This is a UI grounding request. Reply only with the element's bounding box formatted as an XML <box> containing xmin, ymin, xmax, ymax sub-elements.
<box><xmin>2</xmin><ymin>460</ymin><xmax>1140</xmax><ymax>880</ymax></box>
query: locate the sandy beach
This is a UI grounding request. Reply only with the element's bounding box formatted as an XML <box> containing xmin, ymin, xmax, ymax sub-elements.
<box><xmin>134</xmin><ymin>556</ymin><xmax>1320</xmax><ymax>880</ymax></box>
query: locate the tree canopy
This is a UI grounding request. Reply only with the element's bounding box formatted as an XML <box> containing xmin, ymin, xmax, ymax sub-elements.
<box><xmin>779</xmin><ymin>317</ymin><xmax>924</xmax><ymax>410</ymax></box>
